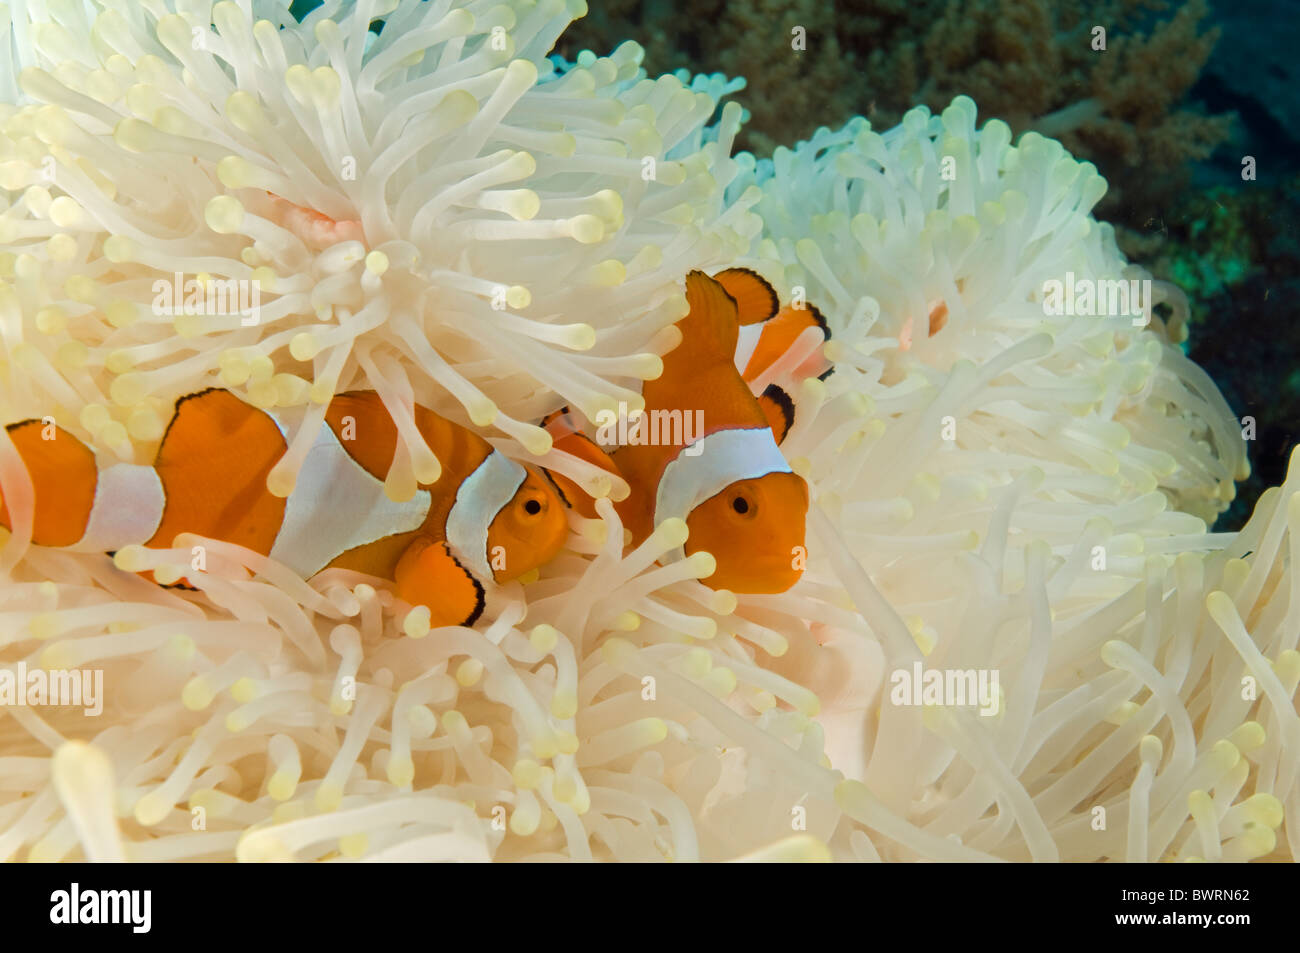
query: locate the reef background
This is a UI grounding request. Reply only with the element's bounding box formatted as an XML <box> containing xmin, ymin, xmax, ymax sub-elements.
<box><xmin>561</xmin><ymin>0</ymin><xmax>1300</xmax><ymax>529</ymax></box>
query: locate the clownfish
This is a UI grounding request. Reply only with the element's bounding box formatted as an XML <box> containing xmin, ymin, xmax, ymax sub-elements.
<box><xmin>543</xmin><ymin>272</ymin><xmax>810</xmax><ymax>594</ymax></box>
<box><xmin>713</xmin><ymin>268</ymin><xmax>833</xmax><ymax>444</ymax></box>
<box><xmin>540</xmin><ymin>268</ymin><xmax>831</xmax><ymax>481</ymax></box>
<box><xmin>615</xmin><ymin>272</ymin><xmax>810</xmax><ymax>592</ymax></box>
<box><xmin>539</xmin><ymin>405</ymin><xmax>622</xmax><ymax>520</ymax></box>
<box><xmin>0</xmin><ymin>389</ymin><xmax>567</xmax><ymax>627</ymax></box>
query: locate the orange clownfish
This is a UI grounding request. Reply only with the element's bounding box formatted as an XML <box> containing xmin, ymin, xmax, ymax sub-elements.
<box><xmin>0</xmin><ymin>389</ymin><xmax>567</xmax><ymax>627</ymax></box>
<box><xmin>712</xmin><ymin>268</ymin><xmax>833</xmax><ymax>444</ymax></box>
<box><xmin>542</xmin><ymin>272</ymin><xmax>811</xmax><ymax>594</ymax></box>
<box><xmin>539</xmin><ymin>405</ymin><xmax>622</xmax><ymax>520</ymax></box>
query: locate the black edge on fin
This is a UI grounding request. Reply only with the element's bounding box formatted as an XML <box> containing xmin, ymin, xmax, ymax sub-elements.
<box><xmin>761</xmin><ymin>383</ymin><xmax>796</xmax><ymax>444</ymax></box>
<box><xmin>717</xmin><ymin>266</ymin><xmax>780</xmax><ymax>323</ymax></box>
<box><xmin>157</xmin><ymin>386</ymin><xmax>223</xmax><ymax>452</ymax></box>
<box><xmin>693</xmin><ymin>270</ymin><xmax>741</xmax><ymax>313</ymax></box>
<box><xmin>806</xmin><ymin>303</ymin><xmax>830</xmax><ymax>340</ymax></box>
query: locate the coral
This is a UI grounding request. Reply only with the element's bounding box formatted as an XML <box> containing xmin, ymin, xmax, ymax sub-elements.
<box><xmin>558</xmin><ymin>0</ymin><xmax>861</xmax><ymax>157</ymax></box>
<box><xmin>559</xmin><ymin>0</ymin><xmax>1233</xmax><ymax>233</ymax></box>
<box><xmin>1157</xmin><ymin>188</ymin><xmax>1255</xmax><ymax>301</ymax></box>
<box><xmin>1174</xmin><ymin>174</ymin><xmax>1300</xmax><ymax>530</ymax></box>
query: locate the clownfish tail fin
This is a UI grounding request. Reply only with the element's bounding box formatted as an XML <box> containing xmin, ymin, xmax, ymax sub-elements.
<box><xmin>0</xmin><ymin>418</ymin><xmax>99</xmax><ymax>547</ymax></box>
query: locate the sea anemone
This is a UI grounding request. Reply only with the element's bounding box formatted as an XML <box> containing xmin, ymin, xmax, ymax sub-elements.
<box><xmin>722</xmin><ymin>98</ymin><xmax>1294</xmax><ymax>860</ymax></box>
<box><xmin>0</xmin><ymin>0</ymin><xmax>751</xmax><ymax>498</ymax></box>
<box><xmin>0</xmin><ymin>0</ymin><xmax>1294</xmax><ymax>863</ymax></box>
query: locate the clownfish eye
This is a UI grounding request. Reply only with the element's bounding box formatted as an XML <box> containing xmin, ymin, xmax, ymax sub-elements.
<box><xmin>731</xmin><ymin>493</ymin><xmax>755</xmax><ymax>517</ymax></box>
<box><xmin>523</xmin><ymin>497</ymin><xmax>543</xmax><ymax>516</ymax></box>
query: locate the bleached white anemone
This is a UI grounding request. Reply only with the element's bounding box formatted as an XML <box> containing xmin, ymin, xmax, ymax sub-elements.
<box><xmin>0</xmin><ymin>0</ymin><xmax>1294</xmax><ymax>862</ymax></box>
<box><xmin>734</xmin><ymin>97</ymin><xmax>1245</xmax><ymax>530</ymax></box>
<box><xmin>0</xmin><ymin>0</ymin><xmax>754</xmax><ymax>500</ymax></box>
<box><xmin>721</xmin><ymin>98</ymin><xmax>1296</xmax><ymax>861</ymax></box>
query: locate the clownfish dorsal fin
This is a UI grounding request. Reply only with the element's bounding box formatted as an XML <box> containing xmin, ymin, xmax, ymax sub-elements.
<box><xmin>323</xmin><ymin>390</ymin><xmax>400</xmax><ymax>481</ymax></box>
<box><xmin>679</xmin><ymin>270</ymin><xmax>741</xmax><ymax>359</ymax></box>
<box><xmin>715</xmin><ymin>267</ymin><xmax>779</xmax><ymax>326</ymax></box>
<box><xmin>152</xmin><ymin>387</ymin><xmax>287</xmax><ymax>555</ymax></box>
<box><xmin>1</xmin><ymin>418</ymin><xmax>98</xmax><ymax>546</ymax></box>
<box><xmin>644</xmin><ymin>271</ymin><xmax>741</xmax><ymax>411</ymax></box>
<box><xmin>155</xmin><ymin>388</ymin><xmax>278</xmax><ymax>470</ymax></box>
<box><xmin>739</xmin><ymin>300</ymin><xmax>834</xmax><ymax>385</ymax></box>
<box><xmin>395</xmin><ymin>537</ymin><xmax>485</xmax><ymax>627</ymax></box>
<box><xmin>758</xmin><ymin>383</ymin><xmax>796</xmax><ymax>444</ymax></box>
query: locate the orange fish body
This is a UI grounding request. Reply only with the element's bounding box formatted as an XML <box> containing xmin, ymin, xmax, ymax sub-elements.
<box><xmin>610</xmin><ymin>271</ymin><xmax>810</xmax><ymax>593</ymax></box>
<box><xmin>1</xmin><ymin>390</ymin><xmax>567</xmax><ymax>627</ymax></box>
<box><xmin>533</xmin><ymin>270</ymin><xmax>821</xmax><ymax>593</ymax></box>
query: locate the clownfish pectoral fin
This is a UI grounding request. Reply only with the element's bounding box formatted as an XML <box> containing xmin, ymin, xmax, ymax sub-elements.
<box><xmin>758</xmin><ymin>384</ymin><xmax>796</xmax><ymax>444</ymax></box>
<box><xmin>714</xmin><ymin>267</ymin><xmax>779</xmax><ymax>326</ymax></box>
<box><xmin>395</xmin><ymin>538</ymin><xmax>486</xmax><ymax>627</ymax></box>
<box><xmin>0</xmin><ymin>418</ymin><xmax>98</xmax><ymax>546</ymax></box>
<box><xmin>539</xmin><ymin>406</ymin><xmax>623</xmax><ymax>518</ymax></box>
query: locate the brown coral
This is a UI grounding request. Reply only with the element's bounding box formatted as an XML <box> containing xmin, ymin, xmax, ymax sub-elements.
<box><xmin>558</xmin><ymin>0</ymin><xmax>1232</xmax><ymax>235</ymax></box>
